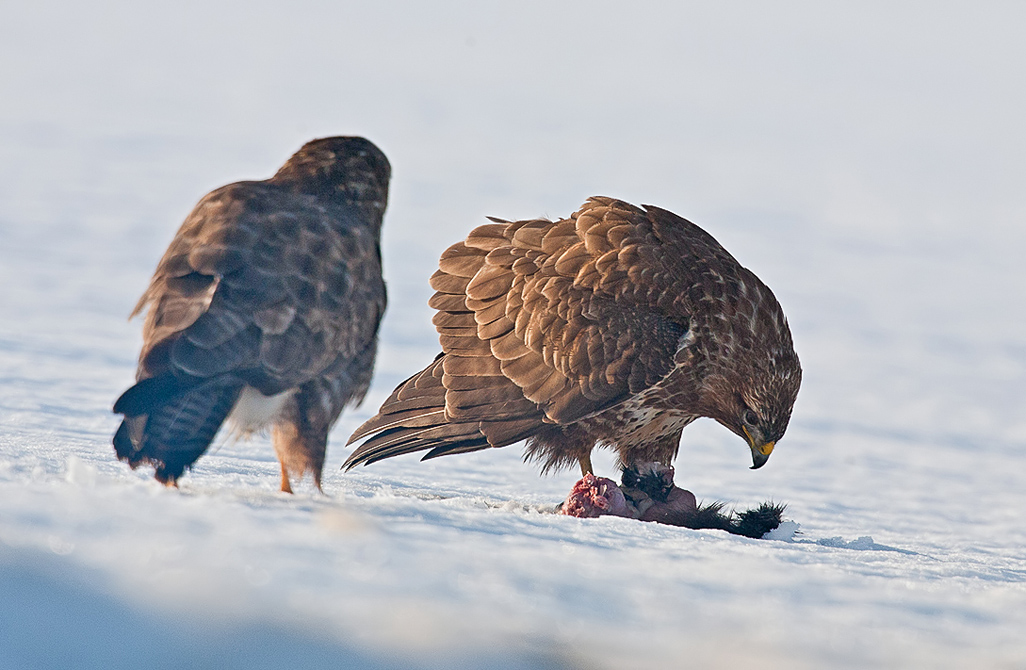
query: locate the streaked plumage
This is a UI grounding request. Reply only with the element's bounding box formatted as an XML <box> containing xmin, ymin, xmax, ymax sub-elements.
<box><xmin>114</xmin><ymin>136</ymin><xmax>389</xmax><ymax>491</ymax></box>
<box><xmin>345</xmin><ymin>197</ymin><xmax>800</xmax><ymax>484</ymax></box>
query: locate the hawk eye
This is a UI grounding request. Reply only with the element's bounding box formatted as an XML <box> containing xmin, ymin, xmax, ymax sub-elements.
<box><xmin>742</xmin><ymin>409</ymin><xmax>758</xmax><ymax>426</ymax></box>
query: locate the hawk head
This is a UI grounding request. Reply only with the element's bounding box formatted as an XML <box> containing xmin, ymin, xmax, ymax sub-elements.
<box><xmin>272</xmin><ymin>136</ymin><xmax>391</xmax><ymax>230</ymax></box>
<box><xmin>697</xmin><ymin>271</ymin><xmax>802</xmax><ymax>469</ymax></box>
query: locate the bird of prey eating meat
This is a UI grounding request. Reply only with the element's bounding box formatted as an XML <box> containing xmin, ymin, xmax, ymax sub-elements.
<box><xmin>345</xmin><ymin>196</ymin><xmax>800</xmax><ymax>532</ymax></box>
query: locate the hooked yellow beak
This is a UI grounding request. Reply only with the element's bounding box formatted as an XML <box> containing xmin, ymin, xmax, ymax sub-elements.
<box><xmin>743</xmin><ymin>427</ymin><xmax>774</xmax><ymax>470</ymax></box>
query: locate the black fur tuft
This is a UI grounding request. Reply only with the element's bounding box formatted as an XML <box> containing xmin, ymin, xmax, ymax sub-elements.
<box><xmin>661</xmin><ymin>500</ymin><xmax>786</xmax><ymax>538</ymax></box>
<box><xmin>621</xmin><ymin>464</ymin><xmax>675</xmax><ymax>502</ymax></box>
<box><xmin>731</xmin><ymin>502</ymin><xmax>787</xmax><ymax>538</ymax></box>
<box><xmin>676</xmin><ymin>501</ymin><xmax>734</xmax><ymax>532</ymax></box>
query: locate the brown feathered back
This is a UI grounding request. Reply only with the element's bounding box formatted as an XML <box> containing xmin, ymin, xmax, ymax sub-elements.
<box><xmin>114</xmin><ymin>136</ymin><xmax>390</xmax><ymax>490</ymax></box>
<box><xmin>346</xmin><ymin>197</ymin><xmax>800</xmax><ymax>474</ymax></box>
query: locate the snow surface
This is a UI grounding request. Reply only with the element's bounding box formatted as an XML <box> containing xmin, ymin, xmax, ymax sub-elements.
<box><xmin>2</xmin><ymin>2</ymin><xmax>1026</xmax><ymax>668</ymax></box>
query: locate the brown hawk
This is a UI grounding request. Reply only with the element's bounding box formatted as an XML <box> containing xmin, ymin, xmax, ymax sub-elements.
<box><xmin>114</xmin><ymin>136</ymin><xmax>390</xmax><ymax>492</ymax></box>
<box><xmin>345</xmin><ymin>197</ymin><xmax>800</xmax><ymax>502</ymax></box>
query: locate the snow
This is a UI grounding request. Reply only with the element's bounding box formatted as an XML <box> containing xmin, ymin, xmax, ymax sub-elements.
<box><xmin>2</xmin><ymin>2</ymin><xmax>1026</xmax><ymax>668</ymax></box>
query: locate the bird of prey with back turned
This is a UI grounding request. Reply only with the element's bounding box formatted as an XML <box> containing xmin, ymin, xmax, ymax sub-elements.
<box><xmin>114</xmin><ymin>136</ymin><xmax>390</xmax><ymax>492</ymax></box>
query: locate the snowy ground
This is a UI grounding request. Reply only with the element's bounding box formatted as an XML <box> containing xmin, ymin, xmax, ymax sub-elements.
<box><xmin>2</xmin><ymin>3</ymin><xmax>1026</xmax><ymax>668</ymax></box>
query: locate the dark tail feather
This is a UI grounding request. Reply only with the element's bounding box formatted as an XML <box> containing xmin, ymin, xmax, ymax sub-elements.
<box><xmin>343</xmin><ymin>352</ymin><xmax>550</xmax><ymax>470</ymax></box>
<box><xmin>345</xmin><ymin>423</ymin><xmax>492</xmax><ymax>469</ymax></box>
<box><xmin>113</xmin><ymin>375</ymin><xmax>186</xmax><ymax>416</ymax></box>
<box><xmin>343</xmin><ymin>358</ymin><xmax>493</xmax><ymax>469</ymax></box>
<box><xmin>346</xmin><ymin>359</ymin><xmax>445</xmax><ymax>444</ymax></box>
<box><xmin>113</xmin><ymin>376</ymin><xmax>243</xmax><ymax>484</ymax></box>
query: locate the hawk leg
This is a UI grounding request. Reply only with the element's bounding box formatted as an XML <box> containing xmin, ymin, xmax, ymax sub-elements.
<box><xmin>578</xmin><ymin>453</ymin><xmax>594</xmax><ymax>477</ymax></box>
<box><xmin>272</xmin><ymin>422</ymin><xmax>327</xmax><ymax>493</ymax></box>
<box><xmin>279</xmin><ymin>463</ymin><xmax>294</xmax><ymax>494</ymax></box>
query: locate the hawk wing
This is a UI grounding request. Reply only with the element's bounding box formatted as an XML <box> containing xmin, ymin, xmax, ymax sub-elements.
<box><xmin>115</xmin><ymin>181</ymin><xmax>385</xmax><ymax>483</ymax></box>
<box><xmin>346</xmin><ymin>197</ymin><xmax>736</xmax><ymax>467</ymax></box>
